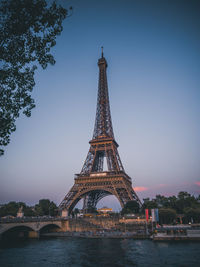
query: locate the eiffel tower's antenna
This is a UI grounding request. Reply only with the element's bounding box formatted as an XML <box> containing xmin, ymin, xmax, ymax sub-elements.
<box><xmin>101</xmin><ymin>46</ymin><xmax>104</xmax><ymax>58</ymax></box>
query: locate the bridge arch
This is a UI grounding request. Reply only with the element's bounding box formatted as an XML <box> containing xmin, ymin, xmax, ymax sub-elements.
<box><xmin>39</xmin><ymin>223</ymin><xmax>61</xmax><ymax>234</ymax></box>
<box><xmin>0</xmin><ymin>224</ymin><xmax>36</xmax><ymax>235</ymax></box>
<box><xmin>1</xmin><ymin>225</ymin><xmax>37</xmax><ymax>240</ymax></box>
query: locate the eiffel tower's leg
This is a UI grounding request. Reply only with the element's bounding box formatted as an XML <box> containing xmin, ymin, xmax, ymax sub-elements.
<box><xmin>59</xmin><ymin>184</ymin><xmax>81</xmax><ymax>213</ymax></box>
<box><xmin>105</xmin><ymin>145</ymin><xmax>124</xmax><ymax>172</ymax></box>
<box><xmin>115</xmin><ymin>185</ymin><xmax>142</xmax><ymax>207</ymax></box>
<box><xmin>80</xmin><ymin>149</ymin><xmax>97</xmax><ymax>175</ymax></box>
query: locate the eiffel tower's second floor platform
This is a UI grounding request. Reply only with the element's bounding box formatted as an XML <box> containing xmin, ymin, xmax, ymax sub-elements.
<box><xmin>75</xmin><ymin>171</ymin><xmax>132</xmax><ymax>184</ymax></box>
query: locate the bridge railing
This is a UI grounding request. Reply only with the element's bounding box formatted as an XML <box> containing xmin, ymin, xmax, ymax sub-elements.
<box><xmin>0</xmin><ymin>216</ymin><xmax>67</xmax><ymax>224</ymax></box>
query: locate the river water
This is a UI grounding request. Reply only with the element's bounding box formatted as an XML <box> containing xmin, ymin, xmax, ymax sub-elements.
<box><xmin>0</xmin><ymin>238</ymin><xmax>200</xmax><ymax>267</ymax></box>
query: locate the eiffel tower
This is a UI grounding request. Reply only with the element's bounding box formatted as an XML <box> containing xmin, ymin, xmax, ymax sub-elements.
<box><xmin>59</xmin><ymin>48</ymin><xmax>141</xmax><ymax>215</ymax></box>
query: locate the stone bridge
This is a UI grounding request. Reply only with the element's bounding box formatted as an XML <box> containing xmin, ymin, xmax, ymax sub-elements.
<box><xmin>0</xmin><ymin>218</ymin><xmax>68</xmax><ymax>239</ymax></box>
<box><xmin>0</xmin><ymin>217</ymin><xmax>108</xmax><ymax>239</ymax></box>
<box><xmin>0</xmin><ymin>217</ymin><xmax>147</xmax><ymax>240</ymax></box>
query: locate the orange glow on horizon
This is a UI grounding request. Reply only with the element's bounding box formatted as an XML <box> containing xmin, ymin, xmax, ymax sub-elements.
<box><xmin>133</xmin><ymin>186</ymin><xmax>148</xmax><ymax>192</ymax></box>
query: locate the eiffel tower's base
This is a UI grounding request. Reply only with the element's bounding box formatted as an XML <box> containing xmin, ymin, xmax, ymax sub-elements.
<box><xmin>59</xmin><ymin>171</ymin><xmax>141</xmax><ymax>215</ymax></box>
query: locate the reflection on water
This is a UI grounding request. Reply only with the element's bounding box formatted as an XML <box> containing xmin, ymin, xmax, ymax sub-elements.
<box><xmin>0</xmin><ymin>238</ymin><xmax>200</xmax><ymax>267</ymax></box>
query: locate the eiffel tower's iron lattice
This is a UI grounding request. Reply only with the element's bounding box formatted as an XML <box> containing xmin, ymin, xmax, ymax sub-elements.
<box><xmin>59</xmin><ymin>48</ymin><xmax>141</xmax><ymax>215</ymax></box>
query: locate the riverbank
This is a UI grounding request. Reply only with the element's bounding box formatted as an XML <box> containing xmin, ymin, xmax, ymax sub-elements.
<box><xmin>153</xmin><ymin>236</ymin><xmax>200</xmax><ymax>241</ymax></box>
<box><xmin>41</xmin><ymin>231</ymin><xmax>148</xmax><ymax>239</ymax></box>
<box><xmin>41</xmin><ymin>230</ymin><xmax>200</xmax><ymax>241</ymax></box>
<box><xmin>153</xmin><ymin>225</ymin><xmax>200</xmax><ymax>241</ymax></box>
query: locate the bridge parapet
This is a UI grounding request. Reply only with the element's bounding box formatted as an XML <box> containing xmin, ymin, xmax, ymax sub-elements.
<box><xmin>0</xmin><ymin>217</ymin><xmax>67</xmax><ymax>224</ymax></box>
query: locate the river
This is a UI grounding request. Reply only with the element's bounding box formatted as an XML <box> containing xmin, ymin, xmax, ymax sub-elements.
<box><xmin>0</xmin><ymin>238</ymin><xmax>200</xmax><ymax>266</ymax></box>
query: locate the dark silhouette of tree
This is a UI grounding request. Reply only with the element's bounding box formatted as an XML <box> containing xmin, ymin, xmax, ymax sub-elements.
<box><xmin>121</xmin><ymin>200</ymin><xmax>140</xmax><ymax>215</ymax></box>
<box><xmin>159</xmin><ymin>208</ymin><xmax>177</xmax><ymax>224</ymax></box>
<box><xmin>176</xmin><ymin>191</ymin><xmax>197</xmax><ymax>214</ymax></box>
<box><xmin>142</xmin><ymin>198</ymin><xmax>158</xmax><ymax>211</ymax></box>
<box><xmin>183</xmin><ymin>207</ymin><xmax>200</xmax><ymax>223</ymax></box>
<box><xmin>0</xmin><ymin>201</ymin><xmax>19</xmax><ymax>217</ymax></box>
<box><xmin>154</xmin><ymin>195</ymin><xmax>169</xmax><ymax>208</ymax></box>
<box><xmin>167</xmin><ymin>196</ymin><xmax>177</xmax><ymax>210</ymax></box>
<box><xmin>23</xmin><ymin>205</ymin><xmax>35</xmax><ymax>216</ymax></box>
<box><xmin>35</xmin><ymin>199</ymin><xmax>57</xmax><ymax>216</ymax></box>
<box><xmin>141</xmin><ymin>191</ymin><xmax>200</xmax><ymax>224</ymax></box>
<box><xmin>0</xmin><ymin>199</ymin><xmax>58</xmax><ymax>217</ymax></box>
<box><xmin>0</xmin><ymin>201</ymin><xmax>34</xmax><ymax>217</ymax></box>
<box><xmin>0</xmin><ymin>0</ymin><xmax>69</xmax><ymax>155</ymax></box>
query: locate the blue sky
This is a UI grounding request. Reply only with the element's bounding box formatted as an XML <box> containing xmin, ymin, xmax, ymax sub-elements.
<box><xmin>0</xmin><ymin>0</ymin><xmax>200</xmax><ymax>210</ymax></box>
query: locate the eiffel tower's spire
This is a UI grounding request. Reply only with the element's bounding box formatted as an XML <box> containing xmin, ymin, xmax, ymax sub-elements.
<box><xmin>92</xmin><ymin>48</ymin><xmax>114</xmax><ymax>139</ymax></box>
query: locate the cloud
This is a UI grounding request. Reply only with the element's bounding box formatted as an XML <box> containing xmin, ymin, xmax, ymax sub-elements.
<box><xmin>195</xmin><ymin>181</ymin><xmax>200</xmax><ymax>186</ymax></box>
<box><xmin>133</xmin><ymin>186</ymin><xmax>148</xmax><ymax>192</ymax></box>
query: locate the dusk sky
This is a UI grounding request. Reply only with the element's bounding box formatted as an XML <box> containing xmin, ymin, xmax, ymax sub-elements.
<box><xmin>1</xmin><ymin>0</ymin><xmax>200</xmax><ymax>211</ymax></box>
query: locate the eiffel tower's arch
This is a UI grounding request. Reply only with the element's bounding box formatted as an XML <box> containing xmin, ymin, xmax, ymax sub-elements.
<box><xmin>65</xmin><ymin>188</ymin><xmax>116</xmax><ymax>215</ymax></box>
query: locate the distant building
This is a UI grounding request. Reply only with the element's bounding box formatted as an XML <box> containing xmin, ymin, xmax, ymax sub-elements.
<box><xmin>97</xmin><ymin>207</ymin><xmax>112</xmax><ymax>214</ymax></box>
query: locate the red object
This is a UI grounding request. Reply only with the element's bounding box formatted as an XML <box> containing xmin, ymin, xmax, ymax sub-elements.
<box><xmin>145</xmin><ymin>209</ymin><xmax>149</xmax><ymax>222</ymax></box>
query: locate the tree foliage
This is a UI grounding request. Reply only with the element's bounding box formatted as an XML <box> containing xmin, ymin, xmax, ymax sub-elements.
<box><xmin>35</xmin><ymin>199</ymin><xmax>57</xmax><ymax>216</ymax></box>
<box><xmin>142</xmin><ymin>198</ymin><xmax>158</xmax><ymax>210</ymax></box>
<box><xmin>0</xmin><ymin>199</ymin><xmax>58</xmax><ymax>217</ymax></box>
<box><xmin>142</xmin><ymin>191</ymin><xmax>200</xmax><ymax>223</ymax></box>
<box><xmin>0</xmin><ymin>201</ymin><xmax>34</xmax><ymax>217</ymax></box>
<box><xmin>142</xmin><ymin>191</ymin><xmax>200</xmax><ymax>213</ymax></box>
<box><xmin>183</xmin><ymin>207</ymin><xmax>200</xmax><ymax>223</ymax></box>
<box><xmin>0</xmin><ymin>201</ymin><xmax>19</xmax><ymax>217</ymax></box>
<box><xmin>158</xmin><ymin>208</ymin><xmax>177</xmax><ymax>224</ymax></box>
<box><xmin>0</xmin><ymin>0</ymin><xmax>67</xmax><ymax>155</ymax></box>
<box><xmin>121</xmin><ymin>200</ymin><xmax>140</xmax><ymax>215</ymax></box>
